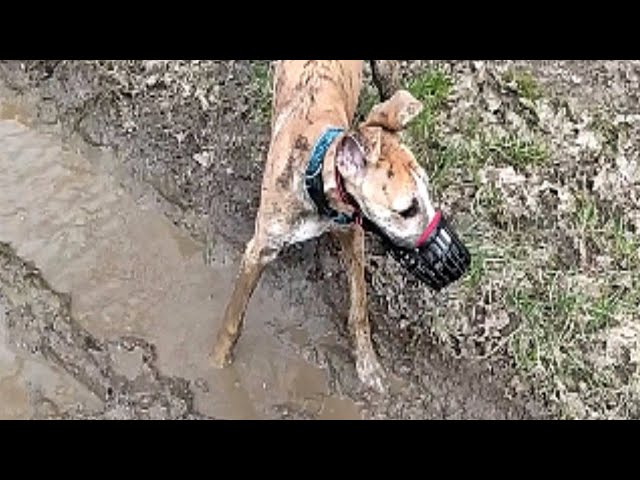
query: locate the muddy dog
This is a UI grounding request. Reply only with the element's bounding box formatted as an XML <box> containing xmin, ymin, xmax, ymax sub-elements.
<box><xmin>210</xmin><ymin>60</ymin><xmax>437</xmax><ymax>392</ymax></box>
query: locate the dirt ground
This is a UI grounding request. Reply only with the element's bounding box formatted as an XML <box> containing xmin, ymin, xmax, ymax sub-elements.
<box><xmin>0</xmin><ymin>60</ymin><xmax>638</xmax><ymax>419</ymax></box>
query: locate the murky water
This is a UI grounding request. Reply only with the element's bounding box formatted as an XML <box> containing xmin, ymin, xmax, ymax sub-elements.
<box><xmin>0</xmin><ymin>99</ymin><xmax>361</xmax><ymax>419</ymax></box>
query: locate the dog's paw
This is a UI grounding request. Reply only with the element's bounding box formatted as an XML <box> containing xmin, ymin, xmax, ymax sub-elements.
<box><xmin>209</xmin><ymin>347</ymin><xmax>232</xmax><ymax>369</ymax></box>
<box><xmin>356</xmin><ymin>353</ymin><xmax>388</xmax><ymax>394</ymax></box>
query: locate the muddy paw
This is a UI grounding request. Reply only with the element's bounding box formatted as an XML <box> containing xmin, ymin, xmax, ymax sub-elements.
<box><xmin>209</xmin><ymin>347</ymin><xmax>232</xmax><ymax>369</ymax></box>
<box><xmin>356</xmin><ymin>354</ymin><xmax>388</xmax><ymax>394</ymax></box>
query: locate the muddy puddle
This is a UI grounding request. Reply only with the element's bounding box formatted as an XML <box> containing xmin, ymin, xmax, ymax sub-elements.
<box><xmin>0</xmin><ymin>99</ymin><xmax>362</xmax><ymax>419</ymax></box>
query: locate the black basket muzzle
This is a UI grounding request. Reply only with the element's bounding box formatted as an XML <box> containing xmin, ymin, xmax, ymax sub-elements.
<box><xmin>362</xmin><ymin>211</ymin><xmax>471</xmax><ymax>291</ymax></box>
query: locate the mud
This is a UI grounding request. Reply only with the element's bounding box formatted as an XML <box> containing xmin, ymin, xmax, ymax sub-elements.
<box><xmin>0</xmin><ymin>61</ymin><xmax>543</xmax><ymax>419</ymax></box>
<box><xmin>0</xmin><ymin>109</ymin><xmax>359</xmax><ymax>419</ymax></box>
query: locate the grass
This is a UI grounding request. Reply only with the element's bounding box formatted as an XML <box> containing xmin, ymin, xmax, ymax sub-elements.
<box><xmin>401</xmin><ymin>64</ymin><xmax>640</xmax><ymax>419</ymax></box>
<box><xmin>403</xmin><ymin>67</ymin><xmax>548</xmax><ymax>191</ymax></box>
<box><xmin>502</xmin><ymin>68</ymin><xmax>543</xmax><ymax>102</ymax></box>
<box><xmin>574</xmin><ymin>192</ymin><xmax>600</xmax><ymax>232</ymax></box>
<box><xmin>475</xmin><ymin>183</ymin><xmax>506</xmax><ymax>223</ymax></box>
<box><xmin>355</xmin><ymin>87</ymin><xmax>379</xmax><ymax>123</ymax></box>
<box><xmin>481</xmin><ymin>133</ymin><xmax>549</xmax><ymax>170</ymax></box>
<box><xmin>589</xmin><ymin>112</ymin><xmax>621</xmax><ymax>155</ymax></box>
<box><xmin>465</xmin><ymin>251</ymin><xmax>486</xmax><ymax>289</ymax></box>
<box><xmin>250</xmin><ymin>61</ymin><xmax>272</xmax><ymax>123</ymax></box>
<box><xmin>499</xmin><ymin>192</ymin><xmax>640</xmax><ymax>414</ymax></box>
<box><xmin>427</xmin><ymin>140</ymin><xmax>473</xmax><ymax>189</ymax></box>
<box><xmin>505</xmin><ymin>275</ymin><xmax>632</xmax><ymax>400</ymax></box>
<box><xmin>610</xmin><ymin>216</ymin><xmax>639</xmax><ymax>269</ymax></box>
<box><xmin>406</xmin><ymin>68</ymin><xmax>453</xmax><ymax>142</ymax></box>
<box><xmin>574</xmin><ymin>192</ymin><xmax>639</xmax><ymax>269</ymax></box>
<box><xmin>460</xmin><ymin>233</ymin><xmax>520</xmax><ymax>291</ymax></box>
<box><xmin>585</xmin><ymin>291</ymin><xmax>622</xmax><ymax>334</ymax></box>
<box><xmin>415</xmin><ymin>128</ymin><xmax>549</xmax><ymax>193</ymax></box>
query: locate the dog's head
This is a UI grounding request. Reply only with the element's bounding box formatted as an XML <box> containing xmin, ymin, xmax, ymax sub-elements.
<box><xmin>336</xmin><ymin>90</ymin><xmax>436</xmax><ymax>248</ymax></box>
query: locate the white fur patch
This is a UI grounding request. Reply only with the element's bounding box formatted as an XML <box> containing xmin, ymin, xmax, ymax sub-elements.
<box><xmin>288</xmin><ymin>218</ymin><xmax>332</xmax><ymax>244</ymax></box>
<box><xmin>272</xmin><ymin>103</ymin><xmax>296</xmax><ymax>139</ymax></box>
<box><xmin>410</xmin><ymin>168</ymin><xmax>436</xmax><ymax>219</ymax></box>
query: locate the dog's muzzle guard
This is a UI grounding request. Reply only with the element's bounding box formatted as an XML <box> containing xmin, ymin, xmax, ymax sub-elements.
<box><xmin>362</xmin><ymin>211</ymin><xmax>471</xmax><ymax>291</ymax></box>
<box><xmin>306</xmin><ymin>127</ymin><xmax>471</xmax><ymax>292</ymax></box>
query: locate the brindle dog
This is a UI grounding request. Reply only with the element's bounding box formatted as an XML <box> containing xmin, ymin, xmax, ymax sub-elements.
<box><xmin>210</xmin><ymin>61</ymin><xmax>437</xmax><ymax>392</ymax></box>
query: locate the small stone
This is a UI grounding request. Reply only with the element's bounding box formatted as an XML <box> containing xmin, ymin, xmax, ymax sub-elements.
<box><xmin>486</xmin><ymin>311</ymin><xmax>510</xmax><ymax>331</ymax></box>
<box><xmin>145</xmin><ymin>74</ymin><xmax>159</xmax><ymax>87</ymax></box>
<box><xmin>575</xmin><ymin>129</ymin><xmax>601</xmax><ymax>152</ymax></box>
<box><xmin>193</xmin><ymin>151</ymin><xmax>211</xmax><ymax>168</ymax></box>
<box><xmin>484</xmin><ymin>89</ymin><xmax>502</xmax><ymax>113</ymax></box>
<box><xmin>194</xmin><ymin>378</ymin><xmax>209</xmax><ymax>393</ymax></box>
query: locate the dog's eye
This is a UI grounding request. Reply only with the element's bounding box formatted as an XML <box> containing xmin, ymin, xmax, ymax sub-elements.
<box><xmin>398</xmin><ymin>198</ymin><xmax>419</xmax><ymax>219</ymax></box>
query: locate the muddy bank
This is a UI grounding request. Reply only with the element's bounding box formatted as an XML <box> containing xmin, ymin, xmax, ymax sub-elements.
<box><xmin>0</xmin><ymin>242</ymin><xmax>202</xmax><ymax>419</ymax></box>
<box><xmin>0</xmin><ymin>61</ymin><xmax>544</xmax><ymax>419</ymax></box>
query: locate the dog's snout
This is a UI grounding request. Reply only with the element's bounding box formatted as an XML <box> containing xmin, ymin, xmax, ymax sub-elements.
<box><xmin>397</xmin><ymin>197</ymin><xmax>419</xmax><ymax>219</ymax></box>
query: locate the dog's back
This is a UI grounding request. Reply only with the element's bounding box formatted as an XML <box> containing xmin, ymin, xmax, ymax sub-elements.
<box><xmin>270</xmin><ymin>61</ymin><xmax>363</xmax><ymax>141</ymax></box>
<box><xmin>257</xmin><ymin>61</ymin><xmax>364</xmax><ymax>215</ymax></box>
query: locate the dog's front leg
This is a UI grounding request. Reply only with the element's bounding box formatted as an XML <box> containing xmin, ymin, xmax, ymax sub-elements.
<box><xmin>332</xmin><ymin>225</ymin><xmax>387</xmax><ymax>393</ymax></box>
<box><xmin>210</xmin><ymin>235</ymin><xmax>276</xmax><ymax>368</ymax></box>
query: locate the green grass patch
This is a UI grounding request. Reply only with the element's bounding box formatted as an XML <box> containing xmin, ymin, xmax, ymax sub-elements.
<box><xmin>405</xmin><ymin>68</ymin><xmax>453</xmax><ymax>142</ymax></box>
<box><xmin>475</xmin><ymin>183</ymin><xmax>505</xmax><ymax>221</ymax></box>
<box><xmin>250</xmin><ymin>61</ymin><xmax>272</xmax><ymax>123</ymax></box>
<box><xmin>507</xmin><ymin>282</ymin><xmax>584</xmax><ymax>386</ymax></box>
<box><xmin>610</xmin><ymin>216</ymin><xmax>640</xmax><ymax>269</ymax></box>
<box><xmin>355</xmin><ymin>87</ymin><xmax>379</xmax><ymax>123</ymax></box>
<box><xmin>584</xmin><ymin>290</ymin><xmax>623</xmax><ymax>335</ymax></box>
<box><xmin>589</xmin><ymin>112</ymin><xmax>620</xmax><ymax>155</ymax></box>
<box><xmin>480</xmin><ymin>132</ymin><xmax>549</xmax><ymax>170</ymax></box>
<box><xmin>462</xmin><ymin>240</ymin><xmax>489</xmax><ymax>289</ymax></box>
<box><xmin>573</xmin><ymin>193</ymin><xmax>639</xmax><ymax>269</ymax></box>
<box><xmin>427</xmin><ymin>140</ymin><xmax>474</xmax><ymax>189</ymax></box>
<box><xmin>407</xmin><ymin>68</ymin><xmax>453</xmax><ymax>108</ymax></box>
<box><xmin>503</xmin><ymin>68</ymin><xmax>543</xmax><ymax>102</ymax></box>
<box><xmin>505</xmin><ymin>271</ymin><xmax>637</xmax><ymax>408</ymax></box>
<box><xmin>403</xmin><ymin>68</ymin><xmax>548</xmax><ymax>195</ymax></box>
<box><xmin>574</xmin><ymin>192</ymin><xmax>600</xmax><ymax>232</ymax></box>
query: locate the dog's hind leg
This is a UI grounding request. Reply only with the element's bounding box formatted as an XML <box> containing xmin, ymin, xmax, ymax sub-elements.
<box><xmin>332</xmin><ymin>225</ymin><xmax>387</xmax><ymax>393</ymax></box>
<box><xmin>210</xmin><ymin>234</ymin><xmax>277</xmax><ymax>368</ymax></box>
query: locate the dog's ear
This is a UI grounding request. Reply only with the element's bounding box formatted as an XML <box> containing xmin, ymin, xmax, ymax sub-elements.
<box><xmin>363</xmin><ymin>89</ymin><xmax>423</xmax><ymax>131</ymax></box>
<box><xmin>336</xmin><ymin>127</ymin><xmax>382</xmax><ymax>180</ymax></box>
<box><xmin>336</xmin><ymin>134</ymin><xmax>367</xmax><ymax>180</ymax></box>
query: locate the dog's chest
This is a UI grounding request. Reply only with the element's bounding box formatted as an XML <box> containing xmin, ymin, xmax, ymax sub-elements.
<box><xmin>287</xmin><ymin>215</ymin><xmax>335</xmax><ymax>245</ymax></box>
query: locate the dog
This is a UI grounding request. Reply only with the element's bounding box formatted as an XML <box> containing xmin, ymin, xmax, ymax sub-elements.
<box><xmin>210</xmin><ymin>60</ymin><xmax>438</xmax><ymax>392</ymax></box>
